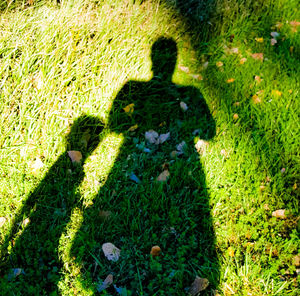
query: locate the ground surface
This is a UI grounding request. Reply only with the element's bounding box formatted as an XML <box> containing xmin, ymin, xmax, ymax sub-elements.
<box><xmin>0</xmin><ymin>1</ymin><xmax>299</xmax><ymax>295</ymax></box>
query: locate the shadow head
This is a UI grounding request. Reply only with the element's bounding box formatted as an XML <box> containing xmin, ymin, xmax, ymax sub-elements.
<box><xmin>151</xmin><ymin>37</ymin><xmax>177</xmax><ymax>81</ymax></box>
<box><xmin>66</xmin><ymin>115</ymin><xmax>103</xmax><ymax>158</ymax></box>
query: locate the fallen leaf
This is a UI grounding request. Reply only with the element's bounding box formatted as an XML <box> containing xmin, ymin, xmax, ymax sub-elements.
<box><xmin>272</xmin><ymin>90</ymin><xmax>282</xmax><ymax>96</ymax></box>
<box><xmin>68</xmin><ymin>151</ymin><xmax>82</xmax><ymax>163</ymax></box>
<box><xmin>157</xmin><ymin>170</ymin><xmax>170</xmax><ymax>182</ymax></box>
<box><xmin>270</xmin><ymin>32</ymin><xmax>280</xmax><ymax>38</ymax></box>
<box><xmin>216</xmin><ymin>61</ymin><xmax>223</xmax><ymax>67</ymax></box>
<box><xmin>233</xmin><ymin>102</ymin><xmax>240</xmax><ymax>107</ymax></box>
<box><xmin>180</xmin><ymin>101</ymin><xmax>188</xmax><ymax>112</ymax></box>
<box><xmin>102</xmin><ymin>243</ymin><xmax>120</xmax><ymax>262</ymax></box>
<box><xmin>123</xmin><ymin>103</ymin><xmax>134</xmax><ymax>115</ymax></box>
<box><xmin>97</xmin><ymin>274</ymin><xmax>113</xmax><ymax>292</ymax></box>
<box><xmin>228</xmin><ymin>247</ymin><xmax>235</xmax><ymax>257</ymax></box>
<box><xmin>0</xmin><ymin>217</ymin><xmax>6</xmax><ymax>227</ymax></box>
<box><xmin>233</xmin><ymin>113</ymin><xmax>239</xmax><ymax>120</ymax></box>
<box><xmin>176</xmin><ymin>141</ymin><xmax>186</xmax><ymax>154</ymax></box>
<box><xmin>30</xmin><ymin>157</ymin><xmax>44</xmax><ymax>173</ymax></box>
<box><xmin>191</xmin><ymin>74</ymin><xmax>203</xmax><ymax>81</ymax></box>
<box><xmin>158</xmin><ymin>132</ymin><xmax>170</xmax><ymax>144</ymax></box>
<box><xmin>220</xmin><ymin>149</ymin><xmax>227</xmax><ymax>156</ymax></box>
<box><xmin>251</xmin><ymin>53</ymin><xmax>264</xmax><ymax>61</ymax></box>
<box><xmin>293</xmin><ymin>255</ymin><xmax>300</xmax><ymax>267</ymax></box>
<box><xmin>188</xmin><ymin>276</ymin><xmax>209</xmax><ymax>296</ymax></box>
<box><xmin>255</xmin><ymin>75</ymin><xmax>262</xmax><ymax>83</ymax></box>
<box><xmin>255</xmin><ymin>37</ymin><xmax>264</xmax><ymax>43</ymax></box>
<box><xmin>195</xmin><ymin>139</ymin><xmax>208</xmax><ymax>154</ymax></box>
<box><xmin>128</xmin><ymin>124</ymin><xmax>138</xmax><ymax>132</ymax></box>
<box><xmin>150</xmin><ymin>245</ymin><xmax>161</xmax><ymax>256</ymax></box>
<box><xmin>272</xmin><ymin>209</ymin><xmax>286</xmax><ymax>219</ymax></box>
<box><xmin>202</xmin><ymin>61</ymin><xmax>209</xmax><ymax>69</ymax></box>
<box><xmin>252</xmin><ymin>94</ymin><xmax>262</xmax><ymax>104</ymax></box>
<box><xmin>178</xmin><ymin>65</ymin><xmax>190</xmax><ymax>73</ymax></box>
<box><xmin>240</xmin><ymin>57</ymin><xmax>247</xmax><ymax>64</ymax></box>
<box><xmin>280</xmin><ymin>167</ymin><xmax>286</xmax><ymax>173</ymax></box>
<box><xmin>226</xmin><ymin>78</ymin><xmax>235</xmax><ymax>83</ymax></box>
<box><xmin>290</xmin><ymin>21</ymin><xmax>300</xmax><ymax>32</ymax></box>
<box><xmin>231</xmin><ymin>47</ymin><xmax>239</xmax><ymax>54</ymax></box>
<box><xmin>22</xmin><ymin>218</ymin><xmax>30</xmax><ymax>227</ymax></box>
<box><xmin>271</xmin><ymin>38</ymin><xmax>277</xmax><ymax>45</ymax></box>
<box><xmin>145</xmin><ymin>130</ymin><xmax>159</xmax><ymax>144</ymax></box>
<box><xmin>275</xmin><ymin>22</ymin><xmax>283</xmax><ymax>30</ymax></box>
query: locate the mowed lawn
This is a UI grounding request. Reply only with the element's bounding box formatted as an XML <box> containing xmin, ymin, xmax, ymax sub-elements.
<box><xmin>0</xmin><ymin>0</ymin><xmax>299</xmax><ymax>295</ymax></box>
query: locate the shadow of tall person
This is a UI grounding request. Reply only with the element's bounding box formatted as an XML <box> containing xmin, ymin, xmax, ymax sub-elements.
<box><xmin>0</xmin><ymin>115</ymin><xmax>103</xmax><ymax>294</ymax></box>
<box><xmin>71</xmin><ymin>37</ymin><xmax>219</xmax><ymax>295</ymax></box>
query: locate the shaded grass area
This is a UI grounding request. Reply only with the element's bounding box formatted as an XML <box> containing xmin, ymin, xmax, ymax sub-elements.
<box><xmin>0</xmin><ymin>0</ymin><xmax>299</xmax><ymax>295</ymax></box>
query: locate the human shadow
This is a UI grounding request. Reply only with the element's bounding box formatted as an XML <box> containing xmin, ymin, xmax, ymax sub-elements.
<box><xmin>0</xmin><ymin>115</ymin><xmax>103</xmax><ymax>294</ymax></box>
<box><xmin>71</xmin><ymin>37</ymin><xmax>219</xmax><ymax>295</ymax></box>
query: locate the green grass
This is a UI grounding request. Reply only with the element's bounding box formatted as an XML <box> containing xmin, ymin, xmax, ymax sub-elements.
<box><xmin>0</xmin><ymin>0</ymin><xmax>299</xmax><ymax>295</ymax></box>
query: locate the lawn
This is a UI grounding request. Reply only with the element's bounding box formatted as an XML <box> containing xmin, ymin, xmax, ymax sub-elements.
<box><xmin>0</xmin><ymin>0</ymin><xmax>299</xmax><ymax>295</ymax></box>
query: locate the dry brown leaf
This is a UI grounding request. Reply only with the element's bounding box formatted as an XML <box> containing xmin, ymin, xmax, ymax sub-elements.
<box><xmin>191</xmin><ymin>74</ymin><xmax>203</xmax><ymax>81</ymax></box>
<box><xmin>255</xmin><ymin>75</ymin><xmax>262</xmax><ymax>83</ymax></box>
<box><xmin>178</xmin><ymin>65</ymin><xmax>190</xmax><ymax>73</ymax></box>
<box><xmin>158</xmin><ymin>132</ymin><xmax>170</xmax><ymax>144</ymax></box>
<box><xmin>123</xmin><ymin>103</ymin><xmax>134</xmax><ymax>115</ymax></box>
<box><xmin>293</xmin><ymin>254</ymin><xmax>300</xmax><ymax>267</ymax></box>
<box><xmin>226</xmin><ymin>78</ymin><xmax>235</xmax><ymax>83</ymax></box>
<box><xmin>157</xmin><ymin>170</ymin><xmax>170</xmax><ymax>182</ymax></box>
<box><xmin>97</xmin><ymin>274</ymin><xmax>113</xmax><ymax>292</ymax></box>
<box><xmin>180</xmin><ymin>101</ymin><xmax>188</xmax><ymax>112</ymax></box>
<box><xmin>251</xmin><ymin>53</ymin><xmax>264</xmax><ymax>61</ymax></box>
<box><xmin>189</xmin><ymin>276</ymin><xmax>209</xmax><ymax>296</ymax></box>
<box><xmin>233</xmin><ymin>113</ymin><xmax>239</xmax><ymax>120</ymax></box>
<box><xmin>216</xmin><ymin>61</ymin><xmax>223</xmax><ymax>67</ymax></box>
<box><xmin>68</xmin><ymin>151</ymin><xmax>82</xmax><ymax>163</ymax></box>
<box><xmin>22</xmin><ymin>218</ymin><xmax>30</xmax><ymax>227</ymax></box>
<box><xmin>150</xmin><ymin>245</ymin><xmax>161</xmax><ymax>256</ymax></box>
<box><xmin>102</xmin><ymin>243</ymin><xmax>120</xmax><ymax>262</ymax></box>
<box><xmin>145</xmin><ymin>130</ymin><xmax>159</xmax><ymax>144</ymax></box>
<box><xmin>272</xmin><ymin>209</ymin><xmax>286</xmax><ymax>219</ymax></box>
<box><xmin>252</xmin><ymin>94</ymin><xmax>262</xmax><ymax>104</ymax></box>
<box><xmin>195</xmin><ymin>139</ymin><xmax>208</xmax><ymax>154</ymax></box>
<box><xmin>271</xmin><ymin>38</ymin><xmax>277</xmax><ymax>46</ymax></box>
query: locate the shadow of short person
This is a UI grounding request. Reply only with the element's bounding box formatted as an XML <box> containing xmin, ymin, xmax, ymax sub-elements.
<box><xmin>1</xmin><ymin>115</ymin><xmax>103</xmax><ymax>294</ymax></box>
<box><xmin>71</xmin><ymin>37</ymin><xmax>219</xmax><ymax>294</ymax></box>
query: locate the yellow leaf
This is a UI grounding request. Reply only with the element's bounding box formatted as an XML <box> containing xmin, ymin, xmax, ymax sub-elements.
<box><xmin>255</xmin><ymin>37</ymin><xmax>264</xmax><ymax>43</ymax></box>
<box><xmin>128</xmin><ymin>124</ymin><xmax>138</xmax><ymax>132</ymax></box>
<box><xmin>228</xmin><ymin>247</ymin><xmax>235</xmax><ymax>257</ymax></box>
<box><xmin>226</xmin><ymin>78</ymin><xmax>235</xmax><ymax>83</ymax></box>
<box><xmin>123</xmin><ymin>103</ymin><xmax>134</xmax><ymax>115</ymax></box>
<box><xmin>67</xmin><ymin>151</ymin><xmax>82</xmax><ymax>163</ymax></box>
<box><xmin>189</xmin><ymin>276</ymin><xmax>209</xmax><ymax>296</ymax></box>
<box><xmin>272</xmin><ymin>90</ymin><xmax>282</xmax><ymax>96</ymax></box>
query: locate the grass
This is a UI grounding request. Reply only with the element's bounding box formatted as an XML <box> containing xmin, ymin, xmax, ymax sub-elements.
<box><xmin>0</xmin><ymin>0</ymin><xmax>299</xmax><ymax>295</ymax></box>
